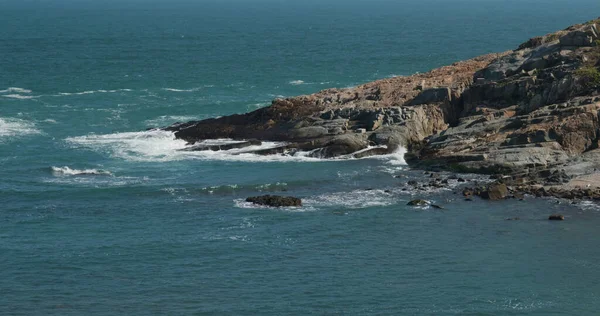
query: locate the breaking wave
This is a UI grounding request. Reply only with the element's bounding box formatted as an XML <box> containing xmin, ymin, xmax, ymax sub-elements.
<box><xmin>56</xmin><ymin>89</ymin><xmax>132</xmax><ymax>96</ymax></box>
<box><xmin>0</xmin><ymin>87</ymin><xmax>32</xmax><ymax>94</ymax></box>
<box><xmin>65</xmin><ymin>130</ymin><xmax>408</xmax><ymax>164</ymax></box>
<box><xmin>50</xmin><ymin>166</ymin><xmax>113</xmax><ymax>176</ymax></box>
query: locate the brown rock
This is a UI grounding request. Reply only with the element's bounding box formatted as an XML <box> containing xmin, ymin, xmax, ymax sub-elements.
<box><xmin>481</xmin><ymin>183</ymin><xmax>509</xmax><ymax>200</ymax></box>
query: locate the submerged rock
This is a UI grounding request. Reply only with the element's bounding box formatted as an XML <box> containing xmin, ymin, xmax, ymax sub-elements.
<box><xmin>246</xmin><ymin>195</ymin><xmax>302</xmax><ymax>207</ymax></box>
<box><xmin>548</xmin><ymin>214</ymin><xmax>565</xmax><ymax>221</ymax></box>
<box><xmin>407</xmin><ymin>199</ymin><xmax>429</xmax><ymax>206</ymax></box>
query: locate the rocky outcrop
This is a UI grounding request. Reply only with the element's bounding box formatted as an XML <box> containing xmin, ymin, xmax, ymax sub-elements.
<box><xmin>165</xmin><ymin>52</ymin><xmax>505</xmax><ymax>158</ymax></box>
<box><xmin>163</xmin><ymin>18</ymin><xmax>600</xmax><ymax>197</ymax></box>
<box><xmin>246</xmin><ymin>195</ymin><xmax>302</xmax><ymax>207</ymax></box>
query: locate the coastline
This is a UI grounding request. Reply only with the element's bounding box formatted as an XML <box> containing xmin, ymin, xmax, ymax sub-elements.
<box><xmin>163</xmin><ymin>18</ymin><xmax>600</xmax><ymax>202</ymax></box>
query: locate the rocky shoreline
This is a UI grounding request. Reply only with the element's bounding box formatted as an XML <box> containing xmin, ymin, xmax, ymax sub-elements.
<box><xmin>164</xmin><ymin>18</ymin><xmax>600</xmax><ymax>202</ymax></box>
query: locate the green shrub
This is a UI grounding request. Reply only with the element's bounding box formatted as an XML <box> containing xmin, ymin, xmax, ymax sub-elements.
<box><xmin>575</xmin><ymin>66</ymin><xmax>600</xmax><ymax>87</ymax></box>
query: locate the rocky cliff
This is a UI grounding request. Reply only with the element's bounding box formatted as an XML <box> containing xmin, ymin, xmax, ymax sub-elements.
<box><xmin>165</xmin><ymin>18</ymin><xmax>600</xmax><ymax>191</ymax></box>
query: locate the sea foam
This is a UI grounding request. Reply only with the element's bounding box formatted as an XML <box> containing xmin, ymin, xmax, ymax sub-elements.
<box><xmin>50</xmin><ymin>166</ymin><xmax>113</xmax><ymax>176</ymax></box>
<box><xmin>0</xmin><ymin>117</ymin><xmax>41</xmax><ymax>139</ymax></box>
<box><xmin>0</xmin><ymin>87</ymin><xmax>32</xmax><ymax>94</ymax></box>
<box><xmin>65</xmin><ymin>129</ymin><xmax>409</xmax><ymax>164</ymax></box>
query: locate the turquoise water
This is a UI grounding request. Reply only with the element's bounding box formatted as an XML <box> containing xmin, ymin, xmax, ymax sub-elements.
<box><xmin>3</xmin><ymin>0</ymin><xmax>600</xmax><ymax>314</ymax></box>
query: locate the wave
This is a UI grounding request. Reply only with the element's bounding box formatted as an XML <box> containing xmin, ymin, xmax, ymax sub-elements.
<box><xmin>55</xmin><ymin>89</ymin><xmax>133</xmax><ymax>96</ymax></box>
<box><xmin>0</xmin><ymin>117</ymin><xmax>41</xmax><ymax>139</ymax></box>
<box><xmin>2</xmin><ymin>94</ymin><xmax>39</xmax><ymax>99</ymax></box>
<box><xmin>50</xmin><ymin>166</ymin><xmax>113</xmax><ymax>176</ymax></box>
<box><xmin>288</xmin><ymin>80</ymin><xmax>332</xmax><ymax>86</ymax></box>
<box><xmin>162</xmin><ymin>85</ymin><xmax>214</xmax><ymax>92</ymax></box>
<box><xmin>65</xmin><ymin>130</ymin><xmax>409</xmax><ymax>164</ymax></box>
<box><xmin>0</xmin><ymin>87</ymin><xmax>32</xmax><ymax>94</ymax></box>
<box><xmin>162</xmin><ymin>88</ymin><xmax>198</xmax><ymax>92</ymax></box>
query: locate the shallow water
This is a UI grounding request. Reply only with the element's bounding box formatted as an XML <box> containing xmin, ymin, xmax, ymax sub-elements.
<box><xmin>3</xmin><ymin>0</ymin><xmax>600</xmax><ymax>314</ymax></box>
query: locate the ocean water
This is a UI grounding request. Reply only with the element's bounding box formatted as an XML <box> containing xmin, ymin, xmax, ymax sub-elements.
<box><xmin>3</xmin><ymin>0</ymin><xmax>600</xmax><ymax>314</ymax></box>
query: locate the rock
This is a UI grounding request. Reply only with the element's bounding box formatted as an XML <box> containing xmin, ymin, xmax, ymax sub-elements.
<box><xmin>506</xmin><ymin>217</ymin><xmax>520</xmax><ymax>221</ymax></box>
<box><xmin>180</xmin><ymin>140</ymin><xmax>262</xmax><ymax>152</ymax></box>
<box><xmin>159</xmin><ymin>18</ymin><xmax>600</xmax><ymax>202</ymax></box>
<box><xmin>407</xmin><ymin>199</ymin><xmax>429</xmax><ymax>206</ymax></box>
<box><xmin>548</xmin><ymin>214</ymin><xmax>565</xmax><ymax>221</ymax></box>
<box><xmin>309</xmin><ymin>134</ymin><xmax>368</xmax><ymax>158</ymax></box>
<box><xmin>431</xmin><ymin>204</ymin><xmax>445</xmax><ymax>209</ymax></box>
<box><xmin>481</xmin><ymin>183</ymin><xmax>509</xmax><ymax>200</ymax></box>
<box><xmin>246</xmin><ymin>195</ymin><xmax>302</xmax><ymax>207</ymax></box>
<box><xmin>407</xmin><ymin>180</ymin><xmax>418</xmax><ymax>186</ymax></box>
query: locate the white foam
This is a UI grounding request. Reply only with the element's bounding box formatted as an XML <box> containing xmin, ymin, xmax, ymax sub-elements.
<box><xmin>289</xmin><ymin>80</ymin><xmax>305</xmax><ymax>85</ymax></box>
<box><xmin>0</xmin><ymin>117</ymin><xmax>41</xmax><ymax>139</ymax></box>
<box><xmin>55</xmin><ymin>89</ymin><xmax>133</xmax><ymax>96</ymax></box>
<box><xmin>162</xmin><ymin>88</ymin><xmax>197</xmax><ymax>92</ymax></box>
<box><xmin>382</xmin><ymin>147</ymin><xmax>408</xmax><ymax>165</ymax></box>
<box><xmin>303</xmin><ymin>189</ymin><xmax>398</xmax><ymax>209</ymax></box>
<box><xmin>0</xmin><ymin>87</ymin><xmax>32</xmax><ymax>94</ymax></box>
<box><xmin>65</xmin><ymin>129</ymin><xmax>410</xmax><ymax>164</ymax></box>
<box><xmin>44</xmin><ymin>175</ymin><xmax>147</xmax><ymax>187</ymax></box>
<box><xmin>51</xmin><ymin>166</ymin><xmax>113</xmax><ymax>176</ymax></box>
<box><xmin>2</xmin><ymin>94</ymin><xmax>38</xmax><ymax>99</ymax></box>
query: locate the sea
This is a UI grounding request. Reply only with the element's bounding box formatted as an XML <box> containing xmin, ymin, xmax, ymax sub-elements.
<box><xmin>2</xmin><ymin>0</ymin><xmax>600</xmax><ymax>314</ymax></box>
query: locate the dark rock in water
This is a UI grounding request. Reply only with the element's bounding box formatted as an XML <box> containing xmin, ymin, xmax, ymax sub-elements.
<box><xmin>480</xmin><ymin>183</ymin><xmax>509</xmax><ymax>200</ymax></box>
<box><xmin>407</xmin><ymin>199</ymin><xmax>429</xmax><ymax>206</ymax></box>
<box><xmin>465</xmin><ymin>198</ymin><xmax>473</xmax><ymax>201</ymax></box>
<box><xmin>431</xmin><ymin>204</ymin><xmax>445</xmax><ymax>209</ymax></box>
<box><xmin>407</xmin><ymin>180</ymin><xmax>418</xmax><ymax>186</ymax></box>
<box><xmin>457</xmin><ymin>178</ymin><xmax>466</xmax><ymax>183</ymax></box>
<box><xmin>506</xmin><ymin>217</ymin><xmax>520</xmax><ymax>221</ymax></box>
<box><xmin>448</xmin><ymin>174</ymin><xmax>459</xmax><ymax>180</ymax></box>
<box><xmin>246</xmin><ymin>195</ymin><xmax>302</xmax><ymax>207</ymax></box>
<box><xmin>548</xmin><ymin>214</ymin><xmax>565</xmax><ymax>221</ymax></box>
<box><xmin>384</xmin><ymin>190</ymin><xmax>392</xmax><ymax>194</ymax></box>
<box><xmin>181</xmin><ymin>140</ymin><xmax>262</xmax><ymax>152</ymax></box>
<box><xmin>462</xmin><ymin>188</ymin><xmax>474</xmax><ymax>197</ymax></box>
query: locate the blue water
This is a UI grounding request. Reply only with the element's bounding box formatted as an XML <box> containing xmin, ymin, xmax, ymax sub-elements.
<box><xmin>3</xmin><ymin>0</ymin><xmax>600</xmax><ymax>314</ymax></box>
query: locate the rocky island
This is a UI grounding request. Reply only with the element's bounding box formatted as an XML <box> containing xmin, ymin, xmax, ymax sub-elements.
<box><xmin>165</xmin><ymin>18</ymin><xmax>600</xmax><ymax>201</ymax></box>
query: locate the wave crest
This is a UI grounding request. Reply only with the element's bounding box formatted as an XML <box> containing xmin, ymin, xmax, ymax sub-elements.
<box><xmin>50</xmin><ymin>166</ymin><xmax>113</xmax><ymax>176</ymax></box>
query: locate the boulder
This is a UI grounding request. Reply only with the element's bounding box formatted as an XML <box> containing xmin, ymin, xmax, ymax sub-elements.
<box><xmin>548</xmin><ymin>214</ymin><xmax>565</xmax><ymax>221</ymax></box>
<box><xmin>309</xmin><ymin>134</ymin><xmax>368</xmax><ymax>158</ymax></box>
<box><xmin>481</xmin><ymin>183</ymin><xmax>509</xmax><ymax>200</ymax></box>
<box><xmin>246</xmin><ymin>195</ymin><xmax>302</xmax><ymax>207</ymax></box>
